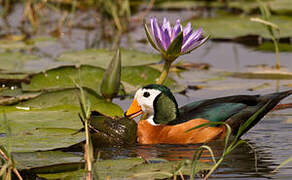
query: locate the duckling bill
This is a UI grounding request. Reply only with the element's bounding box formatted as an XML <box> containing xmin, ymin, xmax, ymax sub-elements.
<box><xmin>125</xmin><ymin>84</ymin><xmax>292</xmax><ymax>144</ymax></box>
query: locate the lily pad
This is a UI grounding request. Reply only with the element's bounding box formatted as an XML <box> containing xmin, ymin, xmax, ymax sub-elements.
<box><xmin>37</xmin><ymin>169</ymin><xmax>85</xmax><ymax>180</ymax></box>
<box><xmin>122</xmin><ymin>66</ymin><xmax>185</xmax><ymax>93</ymax></box>
<box><xmin>190</xmin><ymin>14</ymin><xmax>292</xmax><ymax>39</ymax></box>
<box><xmin>255</xmin><ymin>42</ymin><xmax>292</xmax><ymax>52</ymax></box>
<box><xmin>228</xmin><ymin>0</ymin><xmax>269</xmax><ymax>13</ymax></box>
<box><xmin>93</xmin><ymin>158</ymin><xmax>211</xmax><ymax>179</ymax></box>
<box><xmin>21</xmin><ymin>65</ymin><xmax>184</xmax><ymax>95</ymax></box>
<box><xmin>3</xmin><ymin>88</ymin><xmax>124</xmax><ymax>117</ymax></box>
<box><xmin>0</xmin><ymin>52</ymin><xmax>39</xmax><ymax>73</ymax></box>
<box><xmin>22</xmin><ymin>65</ymin><xmax>105</xmax><ymax>94</ymax></box>
<box><xmin>0</xmin><ymin>92</ymin><xmax>41</xmax><ymax>105</ymax></box>
<box><xmin>56</xmin><ymin>48</ymin><xmax>161</xmax><ymax>69</ymax></box>
<box><xmin>0</xmin><ymin>36</ymin><xmax>56</xmax><ymax>51</ymax></box>
<box><xmin>0</xmin><ymin>110</ymin><xmax>84</xmax><ymax>152</ymax></box>
<box><xmin>37</xmin><ymin>157</ymin><xmax>212</xmax><ymax>179</ymax></box>
<box><xmin>155</xmin><ymin>0</ymin><xmax>223</xmax><ymax>9</ymax></box>
<box><xmin>228</xmin><ymin>71</ymin><xmax>292</xmax><ymax>79</ymax></box>
<box><xmin>13</xmin><ymin>151</ymin><xmax>83</xmax><ymax>170</ymax></box>
<box><xmin>0</xmin><ymin>73</ymin><xmax>30</xmax><ymax>84</ymax></box>
<box><xmin>269</xmin><ymin>0</ymin><xmax>292</xmax><ymax>15</ymax></box>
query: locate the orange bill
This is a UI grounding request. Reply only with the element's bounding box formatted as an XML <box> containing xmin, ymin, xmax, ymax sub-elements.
<box><xmin>125</xmin><ymin>98</ymin><xmax>143</xmax><ymax>119</ymax></box>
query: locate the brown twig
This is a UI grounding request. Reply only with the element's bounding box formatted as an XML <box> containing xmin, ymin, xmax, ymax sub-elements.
<box><xmin>272</xmin><ymin>103</ymin><xmax>292</xmax><ymax>111</ymax></box>
<box><xmin>0</xmin><ymin>149</ymin><xmax>23</xmax><ymax>180</ymax></box>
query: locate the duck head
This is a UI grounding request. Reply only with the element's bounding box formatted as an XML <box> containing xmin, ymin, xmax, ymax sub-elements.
<box><xmin>125</xmin><ymin>84</ymin><xmax>179</xmax><ymax>126</ymax></box>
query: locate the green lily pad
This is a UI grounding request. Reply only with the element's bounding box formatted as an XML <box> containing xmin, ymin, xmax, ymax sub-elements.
<box><xmin>37</xmin><ymin>157</ymin><xmax>212</xmax><ymax>179</ymax></box>
<box><xmin>0</xmin><ymin>92</ymin><xmax>41</xmax><ymax>105</ymax></box>
<box><xmin>21</xmin><ymin>65</ymin><xmax>184</xmax><ymax>95</ymax></box>
<box><xmin>37</xmin><ymin>169</ymin><xmax>85</xmax><ymax>180</ymax></box>
<box><xmin>3</xmin><ymin>88</ymin><xmax>124</xmax><ymax>117</ymax></box>
<box><xmin>190</xmin><ymin>14</ymin><xmax>292</xmax><ymax>39</ymax></box>
<box><xmin>93</xmin><ymin>158</ymin><xmax>211</xmax><ymax>179</ymax></box>
<box><xmin>0</xmin><ymin>52</ymin><xmax>39</xmax><ymax>73</ymax></box>
<box><xmin>155</xmin><ymin>0</ymin><xmax>223</xmax><ymax>9</ymax></box>
<box><xmin>269</xmin><ymin>0</ymin><xmax>292</xmax><ymax>15</ymax></box>
<box><xmin>22</xmin><ymin>65</ymin><xmax>105</xmax><ymax>94</ymax></box>
<box><xmin>227</xmin><ymin>71</ymin><xmax>292</xmax><ymax>79</ymax></box>
<box><xmin>0</xmin><ymin>36</ymin><xmax>56</xmax><ymax>51</ymax></box>
<box><xmin>0</xmin><ymin>110</ymin><xmax>84</xmax><ymax>152</ymax></box>
<box><xmin>13</xmin><ymin>151</ymin><xmax>83</xmax><ymax>170</ymax></box>
<box><xmin>0</xmin><ymin>73</ymin><xmax>29</xmax><ymax>83</ymax></box>
<box><xmin>122</xmin><ymin>66</ymin><xmax>185</xmax><ymax>93</ymax></box>
<box><xmin>56</xmin><ymin>48</ymin><xmax>161</xmax><ymax>69</ymax></box>
<box><xmin>255</xmin><ymin>42</ymin><xmax>292</xmax><ymax>52</ymax></box>
<box><xmin>228</xmin><ymin>0</ymin><xmax>270</xmax><ymax>13</ymax></box>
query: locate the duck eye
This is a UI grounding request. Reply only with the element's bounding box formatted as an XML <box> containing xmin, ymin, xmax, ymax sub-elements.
<box><xmin>143</xmin><ymin>92</ymin><xmax>150</xmax><ymax>98</ymax></box>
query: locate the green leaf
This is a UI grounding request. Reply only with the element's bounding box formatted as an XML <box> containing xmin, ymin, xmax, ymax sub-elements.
<box><xmin>0</xmin><ymin>52</ymin><xmax>39</xmax><ymax>73</ymax></box>
<box><xmin>144</xmin><ymin>23</ymin><xmax>159</xmax><ymax>51</ymax></box>
<box><xmin>0</xmin><ymin>73</ymin><xmax>29</xmax><ymax>84</ymax></box>
<box><xmin>255</xmin><ymin>42</ymin><xmax>292</xmax><ymax>52</ymax></box>
<box><xmin>269</xmin><ymin>0</ymin><xmax>292</xmax><ymax>15</ymax></box>
<box><xmin>121</xmin><ymin>66</ymin><xmax>184</xmax><ymax>93</ymax></box>
<box><xmin>21</xmin><ymin>65</ymin><xmax>105</xmax><ymax>94</ymax></box>
<box><xmin>21</xmin><ymin>65</ymin><xmax>184</xmax><ymax>95</ymax></box>
<box><xmin>0</xmin><ymin>110</ymin><xmax>84</xmax><ymax>152</ymax></box>
<box><xmin>228</xmin><ymin>71</ymin><xmax>292</xmax><ymax>80</ymax></box>
<box><xmin>12</xmin><ymin>151</ymin><xmax>83</xmax><ymax>170</ymax></box>
<box><xmin>56</xmin><ymin>48</ymin><xmax>161</xmax><ymax>69</ymax></box>
<box><xmin>37</xmin><ymin>169</ymin><xmax>84</xmax><ymax>180</ymax></box>
<box><xmin>0</xmin><ymin>88</ymin><xmax>124</xmax><ymax>117</ymax></box>
<box><xmin>101</xmin><ymin>48</ymin><xmax>121</xmax><ymax>100</ymax></box>
<box><xmin>189</xmin><ymin>14</ymin><xmax>292</xmax><ymax>39</ymax></box>
<box><xmin>166</xmin><ymin>31</ymin><xmax>183</xmax><ymax>60</ymax></box>
<box><xmin>93</xmin><ymin>158</ymin><xmax>211</xmax><ymax>179</ymax></box>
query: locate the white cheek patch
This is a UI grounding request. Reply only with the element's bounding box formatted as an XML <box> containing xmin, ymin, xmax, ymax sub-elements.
<box><xmin>135</xmin><ymin>88</ymin><xmax>161</xmax><ymax>114</ymax></box>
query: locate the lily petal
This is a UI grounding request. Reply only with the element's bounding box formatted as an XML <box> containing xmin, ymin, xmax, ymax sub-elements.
<box><xmin>183</xmin><ymin>22</ymin><xmax>192</xmax><ymax>36</ymax></box>
<box><xmin>152</xmin><ymin>17</ymin><xmax>166</xmax><ymax>51</ymax></box>
<box><xmin>181</xmin><ymin>27</ymin><xmax>203</xmax><ymax>52</ymax></box>
<box><xmin>171</xmin><ymin>19</ymin><xmax>182</xmax><ymax>41</ymax></box>
<box><xmin>181</xmin><ymin>35</ymin><xmax>209</xmax><ymax>54</ymax></box>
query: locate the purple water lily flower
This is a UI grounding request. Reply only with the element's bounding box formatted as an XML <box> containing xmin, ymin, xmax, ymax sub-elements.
<box><xmin>144</xmin><ymin>17</ymin><xmax>209</xmax><ymax>62</ymax></box>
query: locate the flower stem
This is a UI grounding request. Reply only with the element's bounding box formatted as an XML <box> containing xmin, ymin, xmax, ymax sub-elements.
<box><xmin>272</xmin><ymin>37</ymin><xmax>280</xmax><ymax>70</ymax></box>
<box><xmin>156</xmin><ymin>60</ymin><xmax>171</xmax><ymax>85</ymax></box>
<box><xmin>84</xmin><ymin>118</ymin><xmax>92</xmax><ymax>180</ymax></box>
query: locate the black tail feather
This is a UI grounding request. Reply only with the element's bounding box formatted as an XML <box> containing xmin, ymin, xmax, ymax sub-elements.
<box><xmin>226</xmin><ymin>90</ymin><xmax>292</xmax><ymax>136</ymax></box>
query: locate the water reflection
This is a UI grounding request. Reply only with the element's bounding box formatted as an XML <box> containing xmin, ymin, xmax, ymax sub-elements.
<box><xmin>93</xmin><ymin>139</ymin><xmax>276</xmax><ymax>178</ymax></box>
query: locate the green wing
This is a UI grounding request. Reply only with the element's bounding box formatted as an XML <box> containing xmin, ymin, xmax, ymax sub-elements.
<box><xmin>168</xmin><ymin>90</ymin><xmax>292</xmax><ymax>136</ymax></box>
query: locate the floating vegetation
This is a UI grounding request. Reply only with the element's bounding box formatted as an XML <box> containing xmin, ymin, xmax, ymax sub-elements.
<box><xmin>0</xmin><ymin>0</ymin><xmax>291</xmax><ymax>179</ymax></box>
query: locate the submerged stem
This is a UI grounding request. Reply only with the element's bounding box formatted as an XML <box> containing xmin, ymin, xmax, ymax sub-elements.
<box><xmin>85</xmin><ymin>119</ymin><xmax>92</xmax><ymax>180</ymax></box>
<box><xmin>272</xmin><ymin>37</ymin><xmax>280</xmax><ymax>70</ymax></box>
<box><xmin>156</xmin><ymin>60</ymin><xmax>171</xmax><ymax>85</ymax></box>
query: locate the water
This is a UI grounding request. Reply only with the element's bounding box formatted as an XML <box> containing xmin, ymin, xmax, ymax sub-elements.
<box><xmin>1</xmin><ymin>7</ymin><xmax>292</xmax><ymax>179</ymax></box>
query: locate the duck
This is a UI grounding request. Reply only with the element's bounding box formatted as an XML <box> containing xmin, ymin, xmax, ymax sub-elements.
<box><xmin>125</xmin><ymin>84</ymin><xmax>292</xmax><ymax>144</ymax></box>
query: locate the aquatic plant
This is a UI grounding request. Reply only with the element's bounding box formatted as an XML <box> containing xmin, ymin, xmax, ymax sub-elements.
<box><xmin>0</xmin><ymin>113</ymin><xmax>23</xmax><ymax>180</ymax></box>
<box><xmin>251</xmin><ymin>0</ymin><xmax>281</xmax><ymax>69</ymax></box>
<box><xmin>100</xmin><ymin>48</ymin><xmax>121</xmax><ymax>102</ymax></box>
<box><xmin>188</xmin><ymin>102</ymin><xmax>271</xmax><ymax>179</ymax></box>
<box><xmin>144</xmin><ymin>17</ymin><xmax>209</xmax><ymax>84</ymax></box>
<box><xmin>76</xmin><ymin>84</ymin><xmax>94</xmax><ymax>180</ymax></box>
